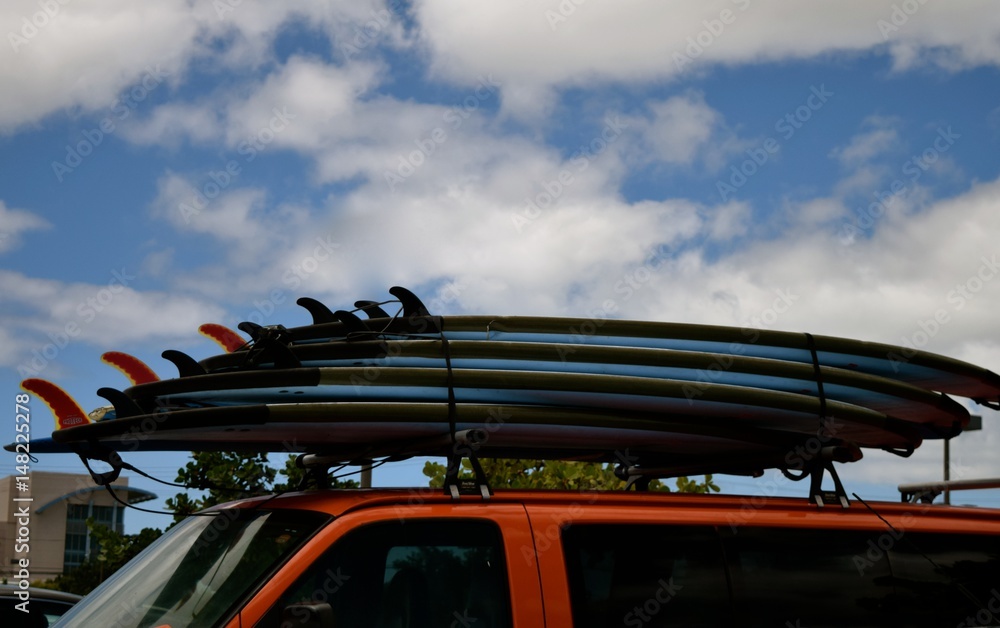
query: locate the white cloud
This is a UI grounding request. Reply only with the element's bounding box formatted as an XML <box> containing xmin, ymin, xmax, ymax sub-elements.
<box><xmin>0</xmin><ymin>201</ymin><xmax>50</xmax><ymax>252</ymax></box>
<box><xmin>706</xmin><ymin>201</ymin><xmax>752</xmax><ymax>240</ymax></box>
<box><xmin>629</xmin><ymin>91</ymin><xmax>747</xmax><ymax>170</ymax></box>
<box><xmin>830</xmin><ymin>117</ymin><xmax>901</xmax><ymax>167</ymax></box>
<box><xmin>0</xmin><ymin>269</ymin><xmax>226</xmax><ymax>371</ymax></box>
<box><xmin>0</xmin><ymin>0</ymin><xmax>395</xmax><ymax>133</ymax></box>
<box><xmin>414</xmin><ymin>1</ymin><xmax>1000</xmax><ymax>118</ymax></box>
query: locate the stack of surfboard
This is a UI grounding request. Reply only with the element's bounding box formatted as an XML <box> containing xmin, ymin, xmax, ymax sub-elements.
<box><xmin>16</xmin><ymin>287</ymin><xmax>1000</xmax><ymax>478</ymax></box>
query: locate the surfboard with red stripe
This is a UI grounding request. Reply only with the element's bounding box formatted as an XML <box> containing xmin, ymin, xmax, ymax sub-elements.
<box><xmin>21</xmin><ymin>378</ymin><xmax>90</xmax><ymax>430</ymax></box>
<box><xmin>101</xmin><ymin>351</ymin><xmax>160</xmax><ymax>385</ymax></box>
<box><xmin>199</xmin><ymin>323</ymin><xmax>247</xmax><ymax>352</ymax></box>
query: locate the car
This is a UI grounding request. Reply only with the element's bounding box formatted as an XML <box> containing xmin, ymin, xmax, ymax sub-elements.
<box><xmin>0</xmin><ymin>584</ymin><xmax>81</xmax><ymax>627</ymax></box>
<box><xmin>18</xmin><ymin>291</ymin><xmax>1000</xmax><ymax>626</ymax></box>
<box><xmin>50</xmin><ymin>486</ymin><xmax>1000</xmax><ymax>628</ymax></box>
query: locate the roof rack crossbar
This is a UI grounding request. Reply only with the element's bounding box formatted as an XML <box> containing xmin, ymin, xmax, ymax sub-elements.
<box><xmin>898</xmin><ymin>478</ymin><xmax>1000</xmax><ymax>504</ymax></box>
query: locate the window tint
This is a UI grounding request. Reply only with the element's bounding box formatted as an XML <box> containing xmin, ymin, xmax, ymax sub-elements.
<box><xmin>561</xmin><ymin>524</ymin><xmax>730</xmax><ymax>627</ymax></box>
<box><xmin>722</xmin><ymin>527</ymin><xmax>897</xmax><ymax>628</ymax></box>
<box><xmin>259</xmin><ymin>519</ymin><xmax>510</xmax><ymax>628</ymax></box>
<box><xmin>55</xmin><ymin>509</ymin><xmax>328</xmax><ymax>628</ymax></box>
<box><xmin>889</xmin><ymin>532</ymin><xmax>1000</xmax><ymax>627</ymax></box>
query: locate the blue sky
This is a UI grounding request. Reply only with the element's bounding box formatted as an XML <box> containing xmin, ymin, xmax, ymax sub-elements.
<box><xmin>2</xmin><ymin>1</ymin><xmax>1000</xmax><ymax>533</ymax></box>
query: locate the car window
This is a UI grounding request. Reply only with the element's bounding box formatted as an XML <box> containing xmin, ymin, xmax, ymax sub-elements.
<box><xmin>722</xmin><ymin>527</ymin><xmax>898</xmax><ymax>627</ymax></box>
<box><xmin>53</xmin><ymin>509</ymin><xmax>329</xmax><ymax>628</ymax></box>
<box><xmin>258</xmin><ymin>519</ymin><xmax>511</xmax><ymax>628</ymax></box>
<box><xmin>560</xmin><ymin>524</ymin><xmax>730</xmax><ymax>627</ymax></box>
<box><xmin>888</xmin><ymin>532</ymin><xmax>1000</xmax><ymax>627</ymax></box>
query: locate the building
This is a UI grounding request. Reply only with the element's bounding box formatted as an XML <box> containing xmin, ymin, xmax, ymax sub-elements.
<box><xmin>0</xmin><ymin>472</ymin><xmax>155</xmax><ymax>582</ymax></box>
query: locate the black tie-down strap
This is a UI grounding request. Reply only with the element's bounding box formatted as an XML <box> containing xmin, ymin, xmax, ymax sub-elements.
<box><xmin>782</xmin><ymin>443</ymin><xmax>862</xmax><ymax>508</ymax></box>
<box><xmin>443</xmin><ymin>429</ymin><xmax>492</xmax><ymax>500</ymax></box>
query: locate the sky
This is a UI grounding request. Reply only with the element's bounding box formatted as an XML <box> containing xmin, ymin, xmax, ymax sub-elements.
<box><xmin>2</xmin><ymin>1</ymin><xmax>1000</xmax><ymax>534</ymax></box>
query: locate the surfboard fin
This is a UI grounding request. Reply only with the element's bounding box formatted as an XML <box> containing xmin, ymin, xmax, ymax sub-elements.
<box><xmin>101</xmin><ymin>351</ymin><xmax>160</xmax><ymax>385</ymax></box>
<box><xmin>162</xmin><ymin>349</ymin><xmax>207</xmax><ymax>377</ymax></box>
<box><xmin>389</xmin><ymin>286</ymin><xmax>432</xmax><ymax>318</ymax></box>
<box><xmin>354</xmin><ymin>300</ymin><xmax>390</xmax><ymax>319</ymax></box>
<box><xmin>251</xmin><ymin>340</ymin><xmax>301</xmax><ymax>369</ymax></box>
<box><xmin>20</xmin><ymin>378</ymin><xmax>89</xmax><ymax>430</ymax></box>
<box><xmin>199</xmin><ymin>323</ymin><xmax>248</xmax><ymax>353</ymax></box>
<box><xmin>333</xmin><ymin>310</ymin><xmax>367</xmax><ymax>335</ymax></box>
<box><xmin>97</xmin><ymin>387</ymin><xmax>144</xmax><ymax>419</ymax></box>
<box><xmin>238</xmin><ymin>321</ymin><xmax>264</xmax><ymax>342</ymax></box>
<box><xmin>297</xmin><ymin>297</ymin><xmax>338</xmax><ymax>324</ymax></box>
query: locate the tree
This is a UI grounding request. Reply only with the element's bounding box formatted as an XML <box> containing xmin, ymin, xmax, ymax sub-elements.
<box><xmin>164</xmin><ymin>451</ymin><xmax>277</xmax><ymax>520</ymax></box>
<box><xmin>422</xmin><ymin>458</ymin><xmax>720</xmax><ymax>493</ymax></box>
<box><xmin>45</xmin><ymin>522</ymin><xmax>163</xmax><ymax>596</ymax></box>
<box><xmin>48</xmin><ymin>451</ymin><xmax>358</xmax><ymax>594</ymax></box>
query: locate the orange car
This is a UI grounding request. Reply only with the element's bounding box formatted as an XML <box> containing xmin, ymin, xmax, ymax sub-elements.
<box><xmin>54</xmin><ymin>487</ymin><xmax>1000</xmax><ymax>628</ymax></box>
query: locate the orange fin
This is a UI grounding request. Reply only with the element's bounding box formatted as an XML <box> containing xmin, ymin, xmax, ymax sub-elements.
<box><xmin>101</xmin><ymin>351</ymin><xmax>160</xmax><ymax>385</ymax></box>
<box><xmin>199</xmin><ymin>323</ymin><xmax>247</xmax><ymax>352</ymax></box>
<box><xmin>20</xmin><ymin>379</ymin><xmax>90</xmax><ymax>430</ymax></box>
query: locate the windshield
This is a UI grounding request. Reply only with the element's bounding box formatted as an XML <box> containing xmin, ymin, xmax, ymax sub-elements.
<box><xmin>54</xmin><ymin>508</ymin><xmax>329</xmax><ymax>628</ymax></box>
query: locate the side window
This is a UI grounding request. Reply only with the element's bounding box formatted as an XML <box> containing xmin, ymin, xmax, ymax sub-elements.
<box><xmin>722</xmin><ymin>527</ymin><xmax>897</xmax><ymax>627</ymax></box>
<box><xmin>560</xmin><ymin>524</ymin><xmax>730</xmax><ymax>627</ymax></box>
<box><xmin>889</xmin><ymin>532</ymin><xmax>1000</xmax><ymax>627</ymax></box>
<box><xmin>258</xmin><ymin>519</ymin><xmax>511</xmax><ymax>628</ymax></box>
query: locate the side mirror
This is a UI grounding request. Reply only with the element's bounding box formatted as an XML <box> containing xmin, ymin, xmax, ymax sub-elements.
<box><xmin>281</xmin><ymin>602</ymin><xmax>335</xmax><ymax>628</ymax></box>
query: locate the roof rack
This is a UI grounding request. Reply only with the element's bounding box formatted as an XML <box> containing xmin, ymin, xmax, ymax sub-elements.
<box><xmin>898</xmin><ymin>478</ymin><xmax>1000</xmax><ymax>504</ymax></box>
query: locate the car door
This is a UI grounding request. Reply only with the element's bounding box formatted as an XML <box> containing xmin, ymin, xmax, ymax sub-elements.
<box><xmin>242</xmin><ymin>502</ymin><xmax>545</xmax><ymax>627</ymax></box>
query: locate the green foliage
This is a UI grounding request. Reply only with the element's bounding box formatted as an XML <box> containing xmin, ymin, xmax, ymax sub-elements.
<box><xmin>164</xmin><ymin>451</ymin><xmax>276</xmax><ymax>519</ymax></box>
<box><xmin>272</xmin><ymin>454</ymin><xmax>360</xmax><ymax>492</ymax></box>
<box><xmin>47</xmin><ymin>450</ymin><xmax>359</xmax><ymax>595</ymax></box>
<box><xmin>423</xmin><ymin>458</ymin><xmax>720</xmax><ymax>494</ymax></box>
<box><xmin>675</xmin><ymin>474</ymin><xmax>721</xmax><ymax>494</ymax></box>
<box><xmin>47</xmin><ymin>522</ymin><xmax>163</xmax><ymax>596</ymax></box>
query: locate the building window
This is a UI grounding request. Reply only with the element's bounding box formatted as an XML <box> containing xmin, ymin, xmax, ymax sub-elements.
<box><xmin>63</xmin><ymin>503</ymin><xmax>124</xmax><ymax>571</ymax></box>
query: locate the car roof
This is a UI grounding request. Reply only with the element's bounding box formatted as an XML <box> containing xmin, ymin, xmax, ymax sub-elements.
<box><xmin>215</xmin><ymin>487</ymin><xmax>1000</xmax><ymax>532</ymax></box>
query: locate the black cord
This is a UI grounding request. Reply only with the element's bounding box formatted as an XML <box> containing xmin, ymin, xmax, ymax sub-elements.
<box><xmin>102</xmin><ymin>483</ymin><xmax>226</xmax><ymax>518</ymax></box>
<box><xmin>852</xmin><ymin>492</ymin><xmax>990</xmax><ymax>614</ymax></box>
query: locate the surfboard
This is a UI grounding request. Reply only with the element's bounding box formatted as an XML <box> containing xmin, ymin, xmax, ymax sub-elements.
<box><xmin>215</xmin><ymin>295</ymin><xmax>1000</xmax><ymax>403</ymax></box>
<box><xmin>25</xmin><ymin>400</ymin><xmax>881</xmax><ymax>478</ymax></box>
<box><xmin>8</xmin><ymin>287</ymin><xmax>997</xmax><ymax>484</ymax></box>
<box><xmin>191</xmin><ymin>340</ymin><xmax>967</xmax><ymax>431</ymax></box>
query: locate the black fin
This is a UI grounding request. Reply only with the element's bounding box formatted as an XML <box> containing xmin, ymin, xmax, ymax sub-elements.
<box><xmin>334</xmin><ymin>310</ymin><xmax>367</xmax><ymax>335</ymax></box>
<box><xmin>354</xmin><ymin>300</ymin><xmax>390</xmax><ymax>318</ymax></box>
<box><xmin>162</xmin><ymin>349</ymin><xmax>207</xmax><ymax>377</ymax></box>
<box><xmin>96</xmin><ymin>387</ymin><xmax>144</xmax><ymax>419</ymax></box>
<box><xmin>297</xmin><ymin>297</ymin><xmax>337</xmax><ymax>324</ymax></box>
<box><xmin>257</xmin><ymin>340</ymin><xmax>301</xmax><ymax>369</ymax></box>
<box><xmin>238</xmin><ymin>321</ymin><xmax>264</xmax><ymax>342</ymax></box>
<box><xmin>389</xmin><ymin>286</ymin><xmax>431</xmax><ymax>318</ymax></box>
